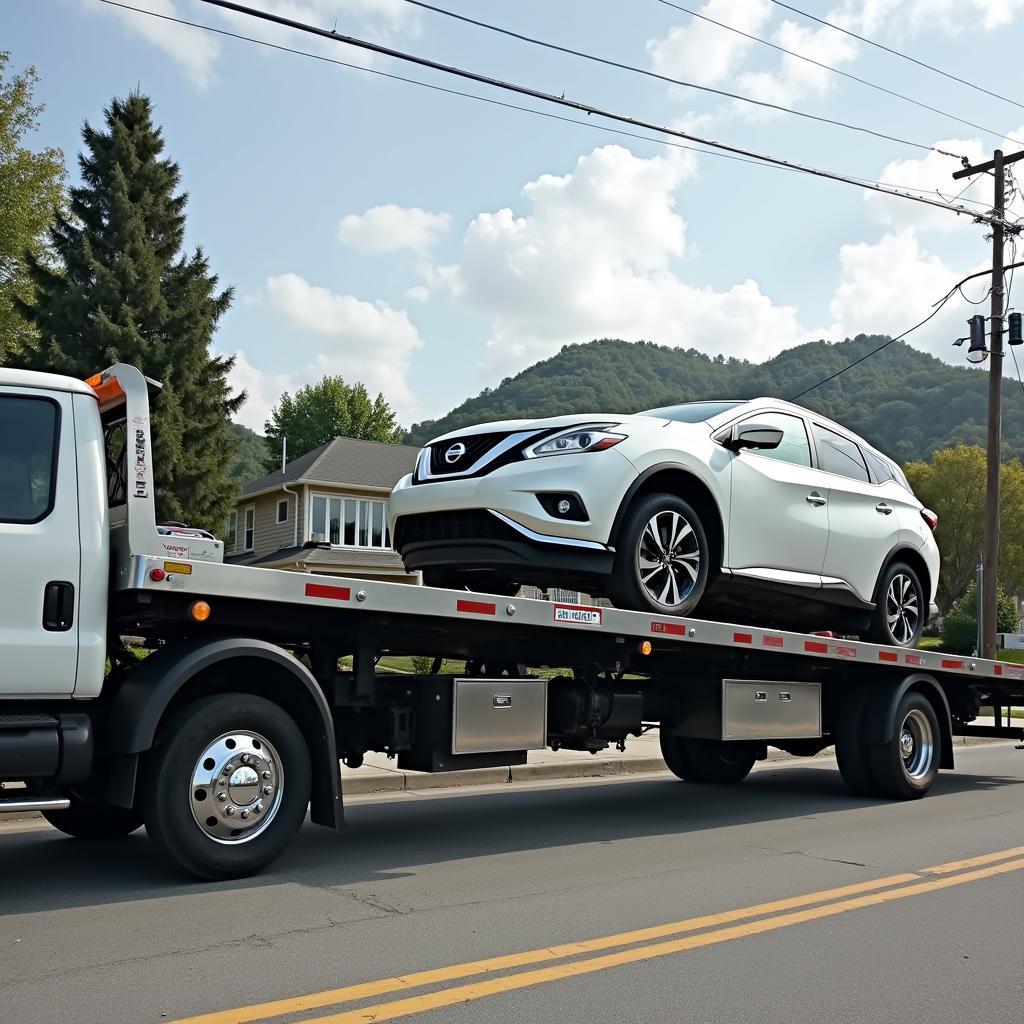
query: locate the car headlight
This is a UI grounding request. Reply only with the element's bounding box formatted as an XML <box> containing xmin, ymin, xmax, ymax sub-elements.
<box><xmin>524</xmin><ymin>424</ymin><xmax>626</xmax><ymax>458</ymax></box>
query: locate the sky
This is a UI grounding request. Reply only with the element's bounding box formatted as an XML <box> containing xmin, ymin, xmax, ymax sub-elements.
<box><xmin>5</xmin><ymin>0</ymin><xmax>1024</xmax><ymax>431</ymax></box>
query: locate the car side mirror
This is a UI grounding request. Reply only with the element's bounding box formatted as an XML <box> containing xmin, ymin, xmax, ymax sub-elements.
<box><xmin>723</xmin><ymin>423</ymin><xmax>785</xmax><ymax>452</ymax></box>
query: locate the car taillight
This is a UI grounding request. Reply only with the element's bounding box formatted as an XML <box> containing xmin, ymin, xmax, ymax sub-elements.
<box><xmin>920</xmin><ymin>508</ymin><xmax>938</xmax><ymax>531</ymax></box>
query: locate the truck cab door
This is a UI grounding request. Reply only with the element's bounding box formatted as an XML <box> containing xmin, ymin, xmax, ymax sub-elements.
<box><xmin>0</xmin><ymin>388</ymin><xmax>80</xmax><ymax>696</ymax></box>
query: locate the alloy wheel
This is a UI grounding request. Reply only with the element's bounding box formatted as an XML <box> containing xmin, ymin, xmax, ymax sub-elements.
<box><xmin>636</xmin><ymin>509</ymin><xmax>701</xmax><ymax>609</ymax></box>
<box><xmin>885</xmin><ymin>572</ymin><xmax>920</xmax><ymax>645</ymax></box>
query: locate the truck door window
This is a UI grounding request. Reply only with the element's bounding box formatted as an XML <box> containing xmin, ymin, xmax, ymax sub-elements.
<box><xmin>0</xmin><ymin>396</ymin><xmax>59</xmax><ymax>523</ymax></box>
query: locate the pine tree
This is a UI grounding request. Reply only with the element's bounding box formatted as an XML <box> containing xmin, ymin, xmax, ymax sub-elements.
<box><xmin>20</xmin><ymin>93</ymin><xmax>242</xmax><ymax>528</ymax></box>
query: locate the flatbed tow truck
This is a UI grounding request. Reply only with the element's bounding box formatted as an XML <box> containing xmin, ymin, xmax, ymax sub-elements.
<box><xmin>1</xmin><ymin>363</ymin><xmax>1022</xmax><ymax>878</ymax></box>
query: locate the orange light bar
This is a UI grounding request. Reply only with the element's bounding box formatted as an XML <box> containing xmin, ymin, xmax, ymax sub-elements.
<box><xmin>85</xmin><ymin>371</ymin><xmax>126</xmax><ymax>407</ymax></box>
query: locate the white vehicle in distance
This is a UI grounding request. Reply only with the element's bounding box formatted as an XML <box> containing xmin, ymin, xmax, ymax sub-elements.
<box><xmin>390</xmin><ymin>399</ymin><xmax>940</xmax><ymax>647</ymax></box>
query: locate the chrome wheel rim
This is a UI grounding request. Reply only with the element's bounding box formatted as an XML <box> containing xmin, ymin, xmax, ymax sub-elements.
<box><xmin>899</xmin><ymin>708</ymin><xmax>934</xmax><ymax>781</ymax></box>
<box><xmin>637</xmin><ymin>510</ymin><xmax>701</xmax><ymax>609</ymax></box>
<box><xmin>190</xmin><ymin>731</ymin><xmax>284</xmax><ymax>844</ymax></box>
<box><xmin>886</xmin><ymin>572</ymin><xmax>920</xmax><ymax>645</ymax></box>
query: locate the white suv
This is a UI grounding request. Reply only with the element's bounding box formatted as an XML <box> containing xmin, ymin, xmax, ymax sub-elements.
<box><xmin>390</xmin><ymin>399</ymin><xmax>940</xmax><ymax>646</ymax></box>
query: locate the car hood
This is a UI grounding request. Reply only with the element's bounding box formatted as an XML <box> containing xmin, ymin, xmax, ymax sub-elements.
<box><xmin>427</xmin><ymin>412</ymin><xmax>669</xmax><ymax>445</ymax></box>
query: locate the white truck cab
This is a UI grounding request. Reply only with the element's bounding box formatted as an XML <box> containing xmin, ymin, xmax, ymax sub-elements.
<box><xmin>0</xmin><ymin>368</ymin><xmax>109</xmax><ymax>698</ymax></box>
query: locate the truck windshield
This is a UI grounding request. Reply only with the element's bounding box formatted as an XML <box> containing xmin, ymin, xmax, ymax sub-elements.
<box><xmin>641</xmin><ymin>401</ymin><xmax>743</xmax><ymax>423</ymax></box>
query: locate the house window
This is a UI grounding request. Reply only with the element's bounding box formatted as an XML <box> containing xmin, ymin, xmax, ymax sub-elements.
<box><xmin>243</xmin><ymin>505</ymin><xmax>255</xmax><ymax>551</ymax></box>
<box><xmin>311</xmin><ymin>494</ymin><xmax>390</xmax><ymax>548</ymax></box>
<box><xmin>277</xmin><ymin>498</ymin><xmax>289</xmax><ymax>524</ymax></box>
<box><xmin>224</xmin><ymin>510</ymin><xmax>238</xmax><ymax>551</ymax></box>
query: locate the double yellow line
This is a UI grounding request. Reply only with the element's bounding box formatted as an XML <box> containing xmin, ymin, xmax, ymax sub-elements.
<box><xmin>175</xmin><ymin>844</ymin><xmax>1024</xmax><ymax>1024</ymax></box>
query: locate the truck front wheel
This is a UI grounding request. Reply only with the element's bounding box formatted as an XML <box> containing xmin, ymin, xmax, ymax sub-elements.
<box><xmin>42</xmin><ymin>798</ymin><xmax>142</xmax><ymax>840</ymax></box>
<box><xmin>142</xmin><ymin>693</ymin><xmax>311</xmax><ymax>880</ymax></box>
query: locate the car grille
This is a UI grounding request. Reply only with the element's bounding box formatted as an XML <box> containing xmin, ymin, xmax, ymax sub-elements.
<box><xmin>393</xmin><ymin>510</ymin><xmax>516</xmax><ymax>550</ymax></box>
<box><xmin>426</xmin><ymin>431</ymin><xmax>513</xmax><ymax>476</ymax></box>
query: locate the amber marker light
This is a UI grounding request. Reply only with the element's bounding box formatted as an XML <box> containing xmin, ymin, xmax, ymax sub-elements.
<box><xmin>639</xmin><ymin>640</ymin><xmax>652</xmax><ymax>656</ymax></box>
<box><xmin>189</xmin><ymin>600</ymin><xmax>212</xmax><ymax>622</ymax></box>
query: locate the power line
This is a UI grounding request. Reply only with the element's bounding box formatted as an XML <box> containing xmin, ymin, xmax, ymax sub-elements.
<box><xmin>182</xmin><ymin>0</ymin><xmax>1013</xmax><ymax>228</ymax></box>
<box><xmin>789</xmin><ymin>298</ymin><xmax>955</xmax><ymax>401</ymax></box>
<box><xmin>790</xmin><ymin>260</ymin><xmax>1024</xmax><ymax>400</ymax></box>
<box><xmin>657</xmin><ymin>0</ymin><xmax>1024</xmax><ymax>149</ymax></box>
<box><xmin>398</xmin><ymin>0</ymin><xmax>962</xmax><ymax>158</ymax></box>
<box><xmin>769</xmin><ymin>0</ymin><xmax>1024</xmax><ymax>113</ymax></box>
<box><xmin>95</xmin><ymin>0</ymin><xmax>999</xmax><ymax>213</ymax></box>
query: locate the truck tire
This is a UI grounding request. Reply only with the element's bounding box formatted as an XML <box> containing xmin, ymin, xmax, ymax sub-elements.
<box><xmin>141</xmin><ymin>693</ymin><xmax>311</xmax><ymax>880</ymax></box>
<box><xmin>834</xmin><ymin>688</ymin><xmax>878</xmax><ymax>797</ymax></box>
<box><xmin>42</xmin><ymin>799</ymin><xmax>143</xmax><ymax>840</ymax></box>
<box><xmin>660</xmin><ymin>733</ymin><xmax>756</xmax><ymax>784</ymax></box>
<box><xmin>866</xmin><ymin>691</ymin><xmax>941</xmax><ymax>799</ymax></box>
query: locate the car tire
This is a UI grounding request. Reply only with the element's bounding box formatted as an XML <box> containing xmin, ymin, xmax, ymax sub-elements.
<box><xmin>866</xmin><ymin>691</ymin><xmax>941</xmax><ymax>799</ymax></box>
<box><xmin>660</xmin><ymin>733</ymin><xmax>756</xmax><ymax>784</ymax></box>
<box><xmin>609</xmin><ymin>493</ymin><xmax>710</xmax><ymax>615</ymax></box>
<box><xmin>141</xmin><ymin>693</ymin><xmax>311</xmax><ymax>880</ymax></box>
<box><xmin>865</xmin><ymin>561</ymin><xmax>925</xmax><ymax>648</ymax></box>
<box><xmin>42</xmin><ymin>798</ymin><xmax>143</xmax><ymax>840</ymax></box>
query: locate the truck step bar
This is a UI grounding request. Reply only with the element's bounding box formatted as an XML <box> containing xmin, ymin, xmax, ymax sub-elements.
<box><xmin>0</xmin><ymin>796</ymin><xmax>70</xmax><ymax>813</ymax></box>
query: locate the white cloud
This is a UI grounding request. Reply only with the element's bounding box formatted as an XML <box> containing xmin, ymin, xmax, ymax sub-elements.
<box><xmin>853</xmin><ymin>0</ymin><xmax>1024</xmax><ymax>34</ymax></box>
<box><xmin>264</xmin><ymin>273</ymin><xmax>424</xmax><ymax>417</ymax></box>
<box><xmin>405</xmin><ymin>284</ymin><xmax>430</xmax><ymax>301</ymax></box>
<box><xmin>828</xmin><ymin>230</ymin><xmax>978</xmax><ymax>356</ymax></box>
<box><xmin>647</xmin><ymin>0</ymin><xmax>773</xmax><ymax>87</ymax></box>
<box><xmin>89</xmin><ymin>0</ymin><xmax>420</xmax><ymax>88</ymax></box>
<box><xmin>865</xmin><ymin>128</ymin><xmax>1024</xmax><ymax>233</ymax></box>
<box><xmin>227</xmin><ymin>349</ymin><xmax>294</xmax><ymax>432</ymax></box>
<box><xmin>429</xmin><ymin>144</ymin><xmax>812</xmax><ymax>378</ymax></box>
<box><xmin>85</xmin><ymin>0</ymin><xmax>221</xmax><ymax>90</ymax></box>
<box><xmin>337</xmin><ymin>204</ymin><xmax>451</xmax><ymax>253</ymax></box>
<box><xmin>731</xmin><ymin>19</ymin><xmax>858</xmax><ymax>119</ymax></box>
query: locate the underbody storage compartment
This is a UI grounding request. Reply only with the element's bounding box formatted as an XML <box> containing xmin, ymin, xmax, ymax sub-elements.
<box><xmin>672</xmin><ymin>678</ymin><xmax>822</xmax><ymax>741</ymax></box>
<box><xmin>399</xmin><ymin>675</ymin><xmax>547</xmax><ymax>772</ymax></box>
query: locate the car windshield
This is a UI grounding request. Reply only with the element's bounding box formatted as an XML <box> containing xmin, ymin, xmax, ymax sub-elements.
<box><xmin>640</xmin><ymin>401</ymin><xmax>744</xmax><ymax>423</ymax></box>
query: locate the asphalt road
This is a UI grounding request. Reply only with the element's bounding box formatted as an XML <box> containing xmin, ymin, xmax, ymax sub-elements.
<box><xmin>2</xmin><ymin>743</ymin><xmax>1023</xmax><ymax>1024</ymax></box>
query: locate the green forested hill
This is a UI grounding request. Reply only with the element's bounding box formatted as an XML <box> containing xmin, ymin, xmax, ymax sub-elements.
<box><xmin>407</xmin><ymin>336</ymin><xmax>1020</xmax><ymax>465</ymax></box>
<box><xmin>227</xmin><ymin>421</ymin><xmax>267</xmax><ymax>484</ymax></box>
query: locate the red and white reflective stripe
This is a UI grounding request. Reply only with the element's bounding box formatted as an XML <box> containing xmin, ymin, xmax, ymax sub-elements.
<box><xmin>941</xmin><ymin>658</ymin><xmax>964</xmax><ymax>670</ymax></box>
<box><xmin>804</xmin><ymin>640</ymin><xmax>829</xmax><ymax>654</ymax></box>
<box><xmin>878</xmin><ymin>651</ymin><xmax>899</xmax><ymax>663</ymax></box>
<box><xmin>456</xmin><ymin>598</ymin><xmax>496</xmax><ymax>616</ymax></box>
<box><xmin>904</xmin><ymin>653</ymin><xmax>923</xmax><ymax>667</ymax></box>
<box><xmin>305</xmin><ymin>582</ymin><xmax>350</xmax><ymax>601</ymax></box>
<box><xmin>734</xmin><ymin>632</ymin><xmax>753</xmax><ymax>644</ymax></box>
<box><xmin>762</xmin><ymin>634</ymin><xmax>784</xmax><ymax>649</ymax></box>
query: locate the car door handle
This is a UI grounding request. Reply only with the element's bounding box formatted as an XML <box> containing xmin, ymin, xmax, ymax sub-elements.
<box><xmin>805</xmin><ymin>493</ymin><xmax>827</xmax><ymax>507</ymax></box>
<box><xmin>875</xmin><ymin>503</ymin><xmax>893</xmax><ymax>515</ymax></box>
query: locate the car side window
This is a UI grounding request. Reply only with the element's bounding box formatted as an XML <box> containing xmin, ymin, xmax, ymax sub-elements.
<box><xmin>813</xmin><ymin>425</ymin><xmax>870</xmax><ymax>482</ymax></box>
<box><xmin>739</xmin><ymin>412</ymin><xmax>811</xmax><ymax>467</ymax></box>
<box><xmin>864</xmin><ymin>450</ymin><xmax>895</xmax><ymax>485</ymax></box>
<box><xmin>0</xmin><ymin>395</ymin><xmax>59</xmax><ymax>523</ymax></box>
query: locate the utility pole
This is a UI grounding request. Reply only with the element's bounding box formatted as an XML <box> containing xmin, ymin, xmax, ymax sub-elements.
<box><xmin>953</xmin><ymin>149</ymin><xmax>1024</xmax><ymax>659</ymax></box>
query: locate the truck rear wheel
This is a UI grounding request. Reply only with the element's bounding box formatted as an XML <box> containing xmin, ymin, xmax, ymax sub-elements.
<box><xmin>42</xmin><ymin>798</ymin><xmax>143</xmax><ymax>840</ymax></box>
<box><xmin>867</xmin><ymin>691</ymin><xmax>940</xmax><ymax>799</ymax></box>
<box><xmin>660</xmin><ymin>733</ymin><xmax>756</xmax><ymax>783</ymax></box>
<box><xmin>141</xmin><ymin>693</ymin><xmax>311</xmax><ymax>880</ymax></box>
<box><xmin>834</xmin><ymin>688</ymin><xmax>878</xmax><ymax>797</ymax></box>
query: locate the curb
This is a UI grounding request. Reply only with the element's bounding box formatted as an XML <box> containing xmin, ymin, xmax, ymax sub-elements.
<box><xmin>0</xmin><ymin>735</ymin><xmax>1010</xmax><ymax>818</ymax></box>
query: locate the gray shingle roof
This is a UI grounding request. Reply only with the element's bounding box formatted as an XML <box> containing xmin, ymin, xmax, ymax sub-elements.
<box><xmin>242</xmin><ymin>436</ymin><xmax>420</xmax><ymax>495</ymax></box>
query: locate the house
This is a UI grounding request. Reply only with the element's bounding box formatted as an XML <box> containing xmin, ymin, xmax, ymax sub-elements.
<box><xmin>225</xmin><ymin>436</ymin><xmax>421</xmax><ymax>582</ymax></box>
